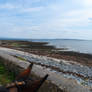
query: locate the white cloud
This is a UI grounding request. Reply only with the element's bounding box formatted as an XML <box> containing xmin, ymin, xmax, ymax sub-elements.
<box><xmin>73</xmin><ymin>0</ymin><xmax>92</xmax><ymax>8</ymax></box>
<box><xmin>83</xmin><ymin>0</ymin><xmax>92</xmax><ymax>7</ymax></box>
<box><xmin>0</xmin><ymin>0</ymin><xmax>92</xmax><ymax>39</ymax></box>
<box><xmin>21</xmin><ymin>7</ymin><xmax>43</xmax><ymax>13</ymax></box>
<box><xmin>0</xmin><ymin>2</ymin><xmax>44</xmax><ymax>13</ymax></box>
<box><xmin>0</xmin><ymin>3</ymin><xmax>18</xmax><ymax>9</ymax></box>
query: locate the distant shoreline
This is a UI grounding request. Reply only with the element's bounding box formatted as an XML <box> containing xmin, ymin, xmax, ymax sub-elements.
<box><xmin>0</xmin><ymin>38</ymin><xmax>92</xmax><ymax>41</ymax></box>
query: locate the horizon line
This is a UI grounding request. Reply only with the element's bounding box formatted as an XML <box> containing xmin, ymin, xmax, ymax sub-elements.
<box><xmin>0</xmin><ymin>37</ymin><xmax>92</xmax><ymax>41</ymax></box>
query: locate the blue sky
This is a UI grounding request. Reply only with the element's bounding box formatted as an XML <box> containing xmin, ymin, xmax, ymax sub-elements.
<box><xmin>0</xmin><ymin>0</ymin><xmax>92</xmax><ymax>40</ymax></box>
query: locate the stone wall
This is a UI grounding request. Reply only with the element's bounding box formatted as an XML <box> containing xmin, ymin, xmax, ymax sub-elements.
<box><xmin>0</xmin><ymin>48</ymin><xmax>91</xmax><ymax>92</ymax></box>
<box><xmin>0</xmin><ymin>56</ymin><xmax>63</xmax><ymax>92</ymax></box>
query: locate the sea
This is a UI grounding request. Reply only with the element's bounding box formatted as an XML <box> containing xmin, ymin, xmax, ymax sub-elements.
<box><xmin>30</xmin><ymin>39</ymin><xmax>92</xmax><ymax>54</ymax></box>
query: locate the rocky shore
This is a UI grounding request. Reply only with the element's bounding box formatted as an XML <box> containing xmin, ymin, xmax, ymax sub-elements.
<box><xmin>0</xmin><ymin>40</ymin><xmax>92</xmax><ymax>66</ymax></box>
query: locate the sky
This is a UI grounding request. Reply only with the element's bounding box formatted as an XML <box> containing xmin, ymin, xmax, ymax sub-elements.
<box><xmin>0</xmin><ymin>0</ymin><xmax>92</xmax><ymax>40</ymax></box>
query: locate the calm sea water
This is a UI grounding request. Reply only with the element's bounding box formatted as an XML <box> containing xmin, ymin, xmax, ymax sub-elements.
<box><xmin>30</xmin><ymin>39</ymin><xmax>92</xmax><ymax>54</ymax></box>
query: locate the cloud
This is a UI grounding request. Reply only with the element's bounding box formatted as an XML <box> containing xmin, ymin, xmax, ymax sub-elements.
<box><xmin>0</xmin><ymin>0</ymin><xmax>92</xmax><ymax>39</ymax></box>
<box><xmin>0</xmin><ymin>3</ymin><xmax>18</xmax><ymax>9</ymax></box>
<box><xmin>83</xmin><ymin>0</ymin><xmax>92</xmax><ymax>7</ymax></box>
<box><xmin>0</xmin><ymin>2</ymin><xmax>44</xmax><ymax>14</ymax></box>
<box><xmin>21</xmin><ymin>7</ymin><xmax>43</xmax><ymax>13</ymax></box>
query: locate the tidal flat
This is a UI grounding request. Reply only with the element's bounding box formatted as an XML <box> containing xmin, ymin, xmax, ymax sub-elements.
<box><xmin>0</xmin><ymin>40</ymin><xmax>92</xmax><ymax>66</ymax></box>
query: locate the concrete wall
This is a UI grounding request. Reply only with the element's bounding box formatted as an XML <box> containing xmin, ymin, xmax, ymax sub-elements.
<box><xmin>0</xmin><ymin>53</ymin><xmax>63</xmax><ymax>92</ymax></box>
<box><xmin>0</xmin><ymin>49</ymin><xmax>91</xmax><ymax>92</ymax></box>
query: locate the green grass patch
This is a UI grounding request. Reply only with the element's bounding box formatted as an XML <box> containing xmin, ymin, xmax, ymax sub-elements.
<box><xmin>0</xmin><ymin>61</ymin><xmax>15</xmax><ymax>85</ymax></box>
<box><xmin>11</xmin><ymin>43</ymin><xmax>20</xmax><ymax>47</ymax></box>
<box><xmin>16</xmin><ymin>56</ymin><xmax>26</xmax><ymax>61</ymax></box>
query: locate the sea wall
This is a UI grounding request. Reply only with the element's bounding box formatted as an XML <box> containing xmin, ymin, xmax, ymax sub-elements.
<box><xmin>0</xmin><ymin>47</ymin><xmax>91</xmax><ymax>92</ymax></box>
<box><xmin>0</xmin><ymin>52</ymin><xmax>63</xmax><ymax>92</ymax></box>
<box><xmin>0</xmin><ymin>47</ymin><xmax>92</xmax><ymax>79</ymax></box>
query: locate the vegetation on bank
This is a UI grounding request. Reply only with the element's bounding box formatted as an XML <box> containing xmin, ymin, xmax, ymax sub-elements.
<box><xmin>0</xmin><ymin>59</ymin><xmax>15</xmax><ymax>85</ymax></box>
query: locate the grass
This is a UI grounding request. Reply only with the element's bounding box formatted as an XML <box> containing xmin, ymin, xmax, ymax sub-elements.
<box><xmin>14</xmin><ymin>55</ymin><xmax>26</xmax><ymax>61</ymax></box>
<box><xmin>11</xmin><ymin>43</ymin><xmax>20</xmax><ymax>47</ymax></box>
<box><xmin>0</xmin><ymin>61</ymin><xmax>15</xmax><ymax>85</ymax></box>
<box><xmin>17</xmin><ymin>56</ymin><xmax>26</xmax><ymax>61</ymax></box>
